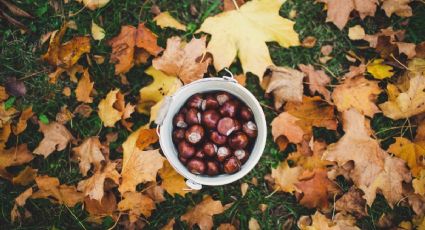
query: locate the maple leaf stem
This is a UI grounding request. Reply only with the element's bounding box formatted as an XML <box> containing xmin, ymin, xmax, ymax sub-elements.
<box><xmin>231</xmin><ymin>0</ymin><xmax>240</xmax><ymax>10</ymax></box>
<box><xmin>65</xmin><ymin>205</ymin><xmax>87</xmax><ymax>230</ymax></box>
<box><xmin>390</xmin><ymin>53</ymin><xmax>409</xmax><ymax>70</ymax></box>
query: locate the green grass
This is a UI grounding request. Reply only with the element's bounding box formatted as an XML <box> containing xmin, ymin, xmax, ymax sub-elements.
<box><xmin>0</xmin><ymin>0</ymin><xmax>424</xmax><ymax>229</ymax></box>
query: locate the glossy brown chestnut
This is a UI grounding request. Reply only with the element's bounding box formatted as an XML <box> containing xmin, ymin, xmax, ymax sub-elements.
<box><xmin>239</xmin><ymin>106</ymin><xmax>254</xmax><ymax>121</ymax></box>
<box><xmin>173</xmin><ymin>113</ymin><xmax>187</xmax><ymax>128</ymax></box>
<box><xmin>210</xmin><ymin>131</ymin><xmax>227</xmax><ymax>145</ymax></box>
<box><xmin>172</xmin><ymin>128</ymin><xmax>186</xmax><ymax>142</ymax></box>
<box><xmin>217</xmin><ymin>117</ymin><xmax>236</xmax><ymax>136</ymax></box>
<box><xmin>243</xmin><ymin>121</ymin><xmax>257</xmax><ymax>138</ymax></box>
<box><xmin>195</xmin><ymin>150</ymin><xmax>206</xmax><ymax>159</ymax></box>
<box><xmin>178</xmin><ymin>141</ymin><xmax>195</xmax><ymax>158</ymax></box>
<box><xmin>201</xmin><ymin>96</ymin><xmax>219</xmax><ymax>111</ymax></box>
<box><xmin>234</xmin><ymin>120</ymin><xmax>242</xmax><ymax>132</ymax></box>
<box><xmin>187</xmin><ymin>158</ymin><xmax>206</xmax><ymax>174</ymax></box>
<box><xmin>179</xmin><ymin>155</ymin><xmax>188</xmax><ymax>165</ymax></box>
<box><xmin>186</xmin><ymin>108</ymin><xmax>201</xmax><ymax>125</ymax></box>
<box><xmin>186</xmin><ymin>94</ymin><xmax>203</xmax><ymax>108</ymax></box>
<box><xmin>206</xmin><ymin>161</ymin><xmax>221</xmax><ymax>176</ymax></box>
<box><xmin>202</xmin><ymin>142</ymin><xmax>217</xmax><ymax>157</ymax></box>
<box><xmin>202</xmin><ymin>110</ymin><xmax>221</xmax><ymax>129</ymax></box>
<box><xmin>228</xmin><ymin>132</ymin><xmax>249</xmax><ymax>149</ymax></box>
<box><xmin>217</xmin><ymin>146</ymin><xmax>232</xmax><ymax>162</ymax></box>
<box><xmin>185</xmin><ymin>124</ymin><xmax>205</xmax><ymax>144</ymax></box>
<box><xmin>223</xmin><ymin>156</ymin><xmax>241</xmax><ymax>174</ymax></box>
<box><xmin>216</xmin><ymin>92</ymin><xmax>231</xmax><ymax>105</ymax></box>
<box><xmin>234</xmin><ymin>149</ymin><xmax>250</xmax><ymax>163</ymax></box>
<box><xmin>219</xmin><ymin>100</ymin><xmax>239</xmax><ymax>117</ymax></box>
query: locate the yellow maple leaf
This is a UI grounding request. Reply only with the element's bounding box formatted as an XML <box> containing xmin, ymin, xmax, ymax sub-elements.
<box><xmin>271</xmin><ymin>161</ymin><xmax>302</xmax><ymax>193</ymax></box>
<box><xmin>98</xmin><ymin>89</ymin><xmax>122</xmax><ymax>127</ymax></box>
<box><xmin>413</xmin><ymin>169</ymin><xmax>425</xmax><ymax>196</ymax></box>
<box><xmin>159</xmin><ymin>161</ymin><xmax>189</xmax><ymax>196</ymax></box>
<box><xmin>388</xmin><ymin>137</ymin><xmax>425</xmax><ymax>177</ymax></box>
<box><xmin>197</xmin><ymin>0</ymin><xmax>299</xmax><ymax>80</ymax></box>
<box><xmin>367</xmin><ymin>59</ymin><xmax>394</xmax><ymax>79</ymax></box>
<box><xmin>91</xmin><ymin>21</ymin><xmax>105</xmax><ymax>40</ymax></box>
<box><xmin>118</xmin><ymin>191</ymin><xmax>155</xmax><ymax>223</ymax></box>
<box><xmin>153</xmin><ymin>12</ymin><xmax>186</xmax><ymax>31</ymax></box>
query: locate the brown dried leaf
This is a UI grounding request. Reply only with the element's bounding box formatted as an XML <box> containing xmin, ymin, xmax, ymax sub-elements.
<box><xmin>335</xmin><ymin>187</ymin><xmax>367</xmax><ymax>218</ymax></box>
<box><xmin>298</xmin><ymin>64</ymin><xmax>331</xmax><ymax>101</ymax></box>
<box><xmin>72</xmin><ymin>137</ymin><xmax>105</xmax><ymax>176</ymax></box>
<box><xmin>159</xmin><ymin>161</ymin><xmax>189</xmax><ymax>197</ymax></box>
<box><xmin>32</xmin><ymin>175</ymin><xmax>84</xmax><ymax>207</ymax></box>
<box><xmin>266</xmin><ymin>66</ymin><xmax>304</xmax><ymax>109</ymax></box>
<box><xmin>84</xmin><ymin>191</ymin><xmax>117</xmax><ymax>222</ymax></box>
<box><xmin>12</xmin><ymin>166</ymin><xmax>37</xmax><ymax>186</ymax></box>
<box><xmin>33</xmin><ymin>122</ymin><xmax>74</xmax><ymax>158</ymax></box>
<box><xmin>271</xmin><ymin>161</ymin><xmax>302</xmax><ymax>193</ymax></box>
<box><xmin>382</xmin><ymin>0</ymin><xmax>412</xmax><ymax>17</ymax></box>
<box><xmin>12</xmin><ymin>106</ymin><xmax>33</xmax><ymax>135</ymax></box>
<box><xmin>75</xmin><ymin>69</ymin><xmax>94</xmax><ymax>103</ymax></box>
<box><xmin>181</xmin><ymin>196</ymin><xmax>225</xmax><ymax>230</ymax></box>
<box><xmin>0</xmin><ymin>144</ymin><xmax>34</xmax><ymax>180</ymax></box>
<box><xmin>222</xmin><ymin>0</ymin><xmax>245</xmax><ymax>11</ymax></box>
<box><xmin>118</xmin><ymin>191</ymin><xmax>155</xmax><ymax>223</ymax></box>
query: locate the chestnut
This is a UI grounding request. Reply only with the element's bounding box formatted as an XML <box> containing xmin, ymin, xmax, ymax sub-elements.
<box><xmin>206</xmin><ymin>161</ymin><xmax>221</xmax><ymax>176</ymax></box>
<box><xmin>202</xmin><ymin>110</ymin><xmax>221</xmax><ymax>129</ymax></box>
<box><xmin>173</xmin><ymin>113</ymin><xmax>187</xmax><ymax>128</ymax></box>
<box><xmin>187</xmin><ymin>158</ymin><xmax>206</xmax><ymax>174</ymax></box>
<box><xmin>186</xmin><ymin>108</ymin><xmax>201</xmax><ymax>125</ymax></box>
<box><xmin>185</xmin><ymin>124</ymin><xmax>205</xmax><ymax>144</ymax></box>
<box><xmin>223</xmin><ymin>156</ymin><xmax>241</xmax><ymax>174</ymax></box>
<box><xmin>173</xmin><ymin>128</ymin><xmax>186</xmax><ymax>142</ymax></box>
<box><xmin>216</xmin><ymin>92</ymin><xmax>231</xmax><ymax>105</ymax></box>
<box><xmin>178</xmin><ymin>141</ymin><xmax>195</xmax><ymax>158</ymax></box>
<box><xmin>239</xmin><ymin>106</ymin><xmax>253</xmax><ymax>121</ymax></box>
<box><xmin>228</xmin><ymin>132</ymin><xmax>249</xmax><ymax>149</ymax></box>
<box><xmin>217</xmin><ymin>117</ymin><xmax>236</xmax><ymax>136</ymax></box>
<box><xmin>187</xmin><ymin>94</ymin><xmax>203</xmax><ymax>109</ymax></box>
<box><xmin>210</xmin><ymin>131</ymin><xmax>227</xmax><ymax>145</ymax></box>
<box><xmin>201</xmin><ymin>95</ymin><xmax>219</xmax><ymax>111</ymax></box>
<box><xmin>195</xmin><ymin>150</ymin><xmax>206</xmax><ymax>159</ymax></box>
<box><xmin>179</xmin><ymin>155</ymin><xmax>188</xmax><ymax>165</ymax></box>
<box><xmin>217</xmin><ymin>146</ymin><xmax>232</xmax><ymax>162</ymax></box>
<box><xmin>234</xmin><ymin>120</ymin><xmax>242</xmax><ymax>132</ymax></box>
<box><xmin>202</xmin><ymin>142</ymin><xmax>217</xmax><ymax>157</ymax></box>
<box><xmin>234</xmin><ymin>149</ymin><xmax>250</xmax><ymax>163</ymax></box>
<box><xmin>243</xmin><ymin>121</ymin><xmax>257</xmax><ymax>138</ymax></box>
<box><xmin>219</xmin><ymin>100</ymin><xmax>239</xmax><ymax>117</ymax></box>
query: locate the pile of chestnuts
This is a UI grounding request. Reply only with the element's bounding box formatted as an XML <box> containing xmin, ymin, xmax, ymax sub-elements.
<box><xmin>172</xmin><ymin>91</ymin><xmax>258</xmax><ymax>176</ymax></box>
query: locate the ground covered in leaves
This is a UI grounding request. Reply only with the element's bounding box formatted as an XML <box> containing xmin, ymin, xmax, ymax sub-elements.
<box><xmin>1</xmin><ymin>0</ymin><xmax>425</xmax><ymax>229</ymax></box>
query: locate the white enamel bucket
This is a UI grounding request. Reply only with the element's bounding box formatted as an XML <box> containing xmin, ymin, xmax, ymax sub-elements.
<box><xmin>156</xmin><ymin>73</ymin><xmax>267</xmax><ymax>190</ymax></box>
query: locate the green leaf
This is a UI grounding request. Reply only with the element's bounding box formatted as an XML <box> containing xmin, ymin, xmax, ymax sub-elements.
<box><xmin>4</xmin><ymin>97</ymin><xmax>16</xmax><ymax>110</ymax></box>
<box><xmin>39</xmin><ymin>114</ymin><xmax>49</xmax><ymax>124</ymax></box>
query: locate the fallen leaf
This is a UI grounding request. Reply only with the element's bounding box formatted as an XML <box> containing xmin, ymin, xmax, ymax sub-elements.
<box><xmin>77</xmin><ymin>162</ymin><xmax>120</xmax><ymax>201</ymax></box>
<box><xmin>335</xmin><ymin>187</ymin><xmax>367</xmax><ymax>218</ymax></box>
<box><xmin>181</xmin><ymin>196</ymin><xmax>225</xmax><ymax>230</ymax></box>
<box><xmin>218</xmin><ymin>223</ymin><xmax>237</xmax><ymax>230</ymax></box>
<box><xmin>84</xmin><ymin>191</ymin><xmax>117</xmax><ymax>222</ymax></box>
<box><xmin>379</xmin><ymin>75</ymin><xmax>425</xmax><ymax>119</ymax></box>
<box><xmin>367</xmin><ymin>59</ymin><xmax>394</xmax><ymax>79</ymax></box>
<box><xmin>117</xmin><ymin>191</ymin><xmax>155</xmax><ymax>223</ymax></box>
<box><xmin>153</xmin><ymin>12</ymin><xmax>187</xmax><ymax>31</ymax></box>
<box><xmin>198</xmin><ymin>0</ymin><xmax>299</xmax><ymax>80</ymax></box>
<box><xmin>11</xmin><ymin>187</ymin><xmax>32</xmax><ymax>223</ymax></box>
<box><xmin>397</xmin><ymin>42</ymin><xmax>416</xmax><ymax>58</ymax></box>
<box><xmin>135</xmin><ymin>128</ymin><xmax>159</xmax><ymax>150</ymax></box>
<box><xmin>13</xmin><ymin>106</ymin><xmax>33</xmax><ymax>135</ymax></box>
<box><xmin>55</xmin><ymin>105</ymin><xmax>74</xmax><ymax>124</ymax></box>
<box><xmin>301</xmin><ymin>36</ymin><xmax>317</xmax><ymax>48</ymax></box>
<box><xmin>159</xmin><ymin>161</ymin><xmax>189</xmax><ymax>196</ymax></box>
<box><xmin>75</xmin><ymin>69</ymin><xmax>94</xmax><ymax>103</ymax></box>
<box><xmin>353</xmin><ymin>0</ymin><xmax>378</xmax><ymax>19</ymax></box>
<box><xmin>0</xmin><ymin>144</ymin><xmax>33</xmax><ymax>180</ymax></box>
<box><xmin>388</xmin><ymin>137</ymin><xmax>425</xmax><ymax>177</ymax></box>
<box><xmin>0</xmin><ymin>123</ymin><xmax>11</xmax><ymax>149</ymax></box>
<box><xmin>320</xmin><ymin>45</ymin><xmax>333</xmax><ymax>56</ymax></box>
<box><xmin>265</xmin><ymin>66</ymin><xmax>304</xmax><ymax>109</ymax></box>
<box><xmin>249</xmin><ymin>218</ymin><xmax>261</xmax><ymax>230</ymax></box>
<box><xmin>72</xmin><ymin>137</ymin><xmax>105</xmax><ymax>176</ymax></box>
<box><xmin>323</xmin><ymin>109</ymin><xmax>411</xmax><ymax>206</ymax></box>
<box><xmin>295</xmin><ymin>168</ymin><xmax>339</xmax><ymax>209</ymax></box>
<box><xmin>0</xmin><ymin>102</ymin><xmax>17</xmax><ymax>128</ymax></box>
<box><xmin>271</xmin><ymin>112</ymin><xmax>304</xmax><ymax>143</ymax></box>
<box><xmin>74</xmin><ymin>104</ymin><xmax>93</xmax><ymax>118</ymax></box>
<box><xmin>413</xmin><ymin>169</ymin><xmax>425</xmax><ymax>196</ymax></box>
<box><xmin>119</xmin><ymin>148</ymin><xmax>165</xmax><ymax>194</ymax></box>
<box><xmin>77</xmin><ymin>0</ymin><xmax>110</xmax><ymax>10</ymax></box>
<box><xmin>33</xmin><ymin>122</ymin><xmax>74</xmax><ymax>158</ymax></box>
<box><xmin>298</xmin><ymin>64</ymin><xmax>331</xmax><ymax>101</ymax></box>
<box><xmin>153</xmin><ymin>36</ymin><xmax>210</xmax><ymax>84</ymax></box>
<box><xmin>32</xmin><ymin>175</ymin><xmax>84</xmax><ymax>207</ymax></box>
<box><xmin>287</xmin><ymin>141</ymin><xmax>334</xmax><ymax>170</ymax></box>
<box><xmin>332</xmin><ymin>76</ymin><xmax>381</xmax><ymax>117</ymax></box>
<box><xmin>0</xmin><ymin>86</ymin><xmax>8</xmax><ymax>102</ymax></box>
<box><xmin>138</xmin><ymin>67</ymin><xmax>181</xmax><ymax>115</ymax></box>
<box><xmin>271</xmin><ymin>161</ymin><xmax>302</xmax><ymax>193</ymax></box>
<box><xmin>12</xmin><ymin>166</ymin><xmax>37</xmax><ymax>186</ymax></box>
<box><xmin>98</xmin><ymin>89</ymin><xmax>134</xmax><ymax>128</ymax></box>
<box><xmin>144</xmin><ymin>183</ymin><xmax>165</xmax><ymax>203</ymax></box>
<box><xmin>298</xmin><ymin>211</ymin><xmax>360</xmax><ymax>230</ymax></box>
<box><xmin>162</xmin><ymin>218</ymin><xmax>176</xmax><ymax>230</ymax></box>
<box><xmin>320</xmin><ymin>0</ymin><xmax>354</xmax><ymax>30</ymax></box>
<box><xmin>240</xmin><ymin>183</ymin><xmax>249</xmax><ymax>196</ymax></box>
<box><xmin>348</xmin><ymin>25</ymin><xmax>366</xmax><ymax>40</ymax></box>
<box><xmin>91</xmin><ymin>21</ymin><xmax>105</xmax><ymax>40</ymax></box>
<box><xmin>381</xmin><ymin>0</ymin><xmax>412</xmax><ymax>17</ymax></box>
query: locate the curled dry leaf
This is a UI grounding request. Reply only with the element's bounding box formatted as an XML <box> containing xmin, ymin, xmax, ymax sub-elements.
<box><xmin>323</xmin><ymin>109</ymin><xmax>411</xmax><ymax>206</ymax></box>
<box><xmin>77</xmin><ymin>0</ymin><xmax>110</xmax><ymax>10</ymax></box>
<box><xmin>153</xmin><ymin>36</ymin><xmax>210</xmax><ymax>84</ymax></box>
<box><xmin>117</xmin><ymin>191</ymin><xmax>155</xmax><ymax>223</ymax></box>
<box><xmin>33</xmin><ymin>122</ymin><xmax>74</xmax><ymax>158</ymax></box>
<box><xmin>84</xmin><ymin>191</ymin><xmax>117</xmax><ymax>223</ymax></box>
<box><xmin>77</xmin><ymin>162</ymin><xmax>120</xmax><ymax>201</ymax></box>
<box><xmin>91</xmin><ymin>21</ymin><xmax>105</xmax><ymax>41</ymax></box>
<box><xmin>12</xmin><ymin>166</ymin><xmax>37</xmax><ymax>186</ymax></box>
<box><xmin>332</xmin><ymin>76</ymin><xmax>381</xmax><ymax>117</ymax></box>
<box><xmin>32</xmin><ymin>175</ymin><xmax>84</xmax><ymax>207</ymax></box>
<box><xmin>198</xmin><ymin>0</ymin><xmax>299</xmax><ymax>80</ymax></box>
<box><xmin>298</xmin><ymin>64</ymin><xmax>331</xmax><ymax>101</ymax></box>
<box><xmin>181</xmin><ymin>196</ymin><xmax>225</xmax><ymax>230</ymax></box>
<box><xmin>298</xmin><ymin>211</ymin><xmax>360</xmax><ymax>230</ymax></box>
<box><xmin>72</xmin><ymin>137</ymin><xmax>105</xmax><ymax>176</ymax></box>
<box><xmin>12</xmin><ymin>106</ymin><xmax>33</xmax><ymax>135</ymax></box>
<box><xmin>0</xmin><ymin>144</ymin><xmax>33</xmax><ymax>180</ymax></box>
<box><xmin>159</xmin><ymin>161</ymin><xmax>189</xmax><ymax>197</ymax></box>
<box><xmin>75</xmin><ymin>69</ymin><xmax>94</xmax><ymax>103</ymax></box>
<box><xmin>153</xmin><ymin>12</ymin><xmax>187</xmax><ymax>31</ymax></box>
<box><xmin>98</xmin><ymin>89</ymin><xmax>134</xmax><ymax>128</ymax></box>
<box><xmin>135</xmin><ymin>128</ymin><xmax>159</xmax><ymax>150</ymax></box>
<box><xmin>271</xmin><ymin>161</ymin><xmax>302</xmax><ymax>193</ymax></box>
<box><xmin>265</xmin><ymin>66</ymin><xmax>304</xmax><ymax>109</ymax></box>
<box><xmin>388</xmin><ymin>137</ymin><xmax>425</xmax><ymax>177</ymax></box>
<box><xmin>413</xmin><ymin>169</ymin><xmax>425</xmax><ymax>196</ymax></box>
<box><xmin>379</xmin><ymin>75</ymin><xmax>425</xmax><ymax>119</ymax></box>
<box><xmin>381</xmin><ymin>0</ymin><xmax>412</xmax><ymax>18</ymax></box>
<box><xmin>11</xmin><ymin>187</ymin><xmax>33</xmax><ymax>223</ymax></box>
<box><xmin>335</xmin><ymin>187</ymin><xmax>367</xmax><ymax>218</ymax></box>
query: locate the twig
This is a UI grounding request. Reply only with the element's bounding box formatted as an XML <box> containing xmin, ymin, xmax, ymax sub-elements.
<box><xmin>231</xmin><ymin>0</ymin><xmax>240</xmax><ymax>10</ymax></box>
<box><xmin>64</xmin><ymin>205</ymin><xmax>87</xmax><ymax>230</ymax></box>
